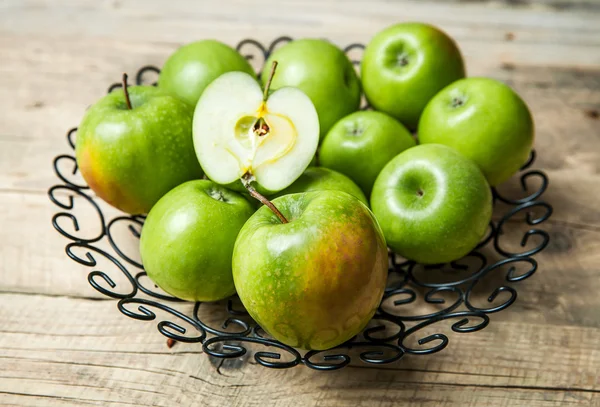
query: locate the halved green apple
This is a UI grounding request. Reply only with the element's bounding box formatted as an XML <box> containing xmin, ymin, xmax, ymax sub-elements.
<box><xmin>193</xmin><ymin>66</ymin><xmax>319</xmax><ymax>196</ymax></box>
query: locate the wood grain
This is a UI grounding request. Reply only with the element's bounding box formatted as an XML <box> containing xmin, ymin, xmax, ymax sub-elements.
<box><xmin>0</xmin><ymin>0</ymin><xmax>599</xmax><ymax>405</ymax></box>
<box><xmin>0</xmin><ymin>294</ymin><xmax>599</xmax><ymax>406</ymax></box>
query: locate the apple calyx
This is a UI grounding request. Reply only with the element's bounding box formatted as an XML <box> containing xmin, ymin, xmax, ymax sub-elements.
<box><xmin>397</xmin><ymin>52</ymin><xmax>409</xmax><ymax>67</ymax></box>
<box><xmin>208</xmin><ymin>188</ymin><xmax>228</xmax><ymax>202</ymax></box>
<box><xmin>241</xmin><ymin>173</ymin><xmax>288</xmax><ymax>224</ymax></box>
<box><xmin>451</xmin><ymin>97</ymin><xmax>464</xmax><ymax>108</ymax></box>
<box><xmin>122</xmin><ymin>73</ymin><xmax>132</xmax><ymax>110</ymax></box>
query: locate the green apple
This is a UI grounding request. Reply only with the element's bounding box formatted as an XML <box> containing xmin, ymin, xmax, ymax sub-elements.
<box><xmin>320</xmin><ymin>110</ymin><xmax>416</xmax><ymax>196</ymax></box>
<box><xmin>371</xmin><ymin>144</ymin><xmax>492</xmax><ymax>264</ymax></box>
<box><xmin>418</xmin><ymin>77</ymin><xmax>534</xmax><ymax>186</ymax></box>
<box><xmin>361</xmin><ymin>23</ymin><xmax>465</xmax><ymax>129</ymax></box>
<box><xmin>233</xmin><ymin>191</ymin><xmax>388</xmax><ymax>350</ymax></box>
<box><xmin>158</xmin><ymin>40</ymin><xmax>255</xmax><ymax>107</ymax></box>
<box><xmin>261</xmin><ymin>39</ymin><xmax>361</xmax><ymax>140</ymax></box>
<box><xmin>272</xmin><ymin>167</ymin><xmax>368</xmax><ymax>205</ymax></box>
<box><xmin>140</xmin><ymin>180</ymin><xmax>255</xmax><ymax>302</ymax></box>
<box><xmin>76</xmin><ymin>84</ymin><xmax>203</xmax><ymax>214</ymax></box>
<box><xmin>193</xmin><ymin>69</ymin><xmax>319</xmax><ymax>195</ymax></box>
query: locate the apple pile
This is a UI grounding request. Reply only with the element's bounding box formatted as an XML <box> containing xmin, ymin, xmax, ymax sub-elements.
<box><xmin>75</xmin><ymin>23</ymin><xmax>533</xmax><ymax>351</ymax></box>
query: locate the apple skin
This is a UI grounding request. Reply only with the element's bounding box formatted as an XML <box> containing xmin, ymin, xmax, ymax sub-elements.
<box><xmin>158</xmin><ymin>40</ymin><xmax>255</xmax><ymax>107</ymax></box>
<box><xmin>140</xmin><ymin>180</ymin><xmax>255</xmax><ymax>302</ymax></box>
<box><xmin>76</xmin><ymin>86</ymin><xmax>203</xmax><ymax>214</ymax></box>
<box><xmin>320</xmin><ymin>110</ymin><xmax>416</xmax><ymax>196</ymax></box>
<box><xmin>418</xmin><ymin>77</ymin><xmax>534</xmax><ymax>186</ymax></box>
<box><xmin>371</xmin><ymin>144</ymin><xmax>492</xmax><ymax>264</ymax></box>
<box><xmin>271</xmin><ymin>167</ymin><xmax>368</xmax><ymax>205</ymax></box>
<box><xmin>361</xmin><ymin>23</ymin><xmax>465</xmax><ymax>129</ymax></box>
<box><xmin>233</xmin><ymin>191</ymin><xmax>388</xmax><ymax>350</ymax></box>
<box><xmin>261</xmin><ymin>39</ymin><xmax>361</xmax><ymax>140</ymax></box>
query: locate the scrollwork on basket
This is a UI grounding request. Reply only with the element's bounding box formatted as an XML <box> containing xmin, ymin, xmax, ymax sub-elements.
<box><xmin>193</xmin><ymin>302</ymin><xmax>252</xmax><ymax>337</ymax></box>
<box><xmin>203</xmin><ymin>336</ymin><xmax>302</xmax><ymax>369</ymax></box>
<box><xmin>236</xmin><ymin>38</ymin><xmax>268</xmax><ymax>71</ymax></box>
<box><xmin>362</xmin><ymin>314</ymin><xmax>406</xmax><ymax>343</ymax></box>
<box><xmin>464</xmin><ymin>257</ymin><xmax>538</xmax><ymax>314</ymax></box>
<box><xmin>494</xmin><ymin>201</ymin><xmax>553</xmax><ymax>257</ymax></box>
<box><xmin>343</xmin><ymin>43</ymin><xmax>365</xmax><ymax>66</ymax></box>
<box><xmin>47</xmin><ymin>38</ymin><xmax>553</xmax><ymax>370</ymax></box>
<box><xmin>136</xmin><ymin>66</ymin><xmax>160</xmax><ymax>86</ymax></box>
<box><xmin>399</xmin><ymin>311</ymin><xmax>490</xmax><ymax>355</ymax></box>
<box><xmin>119</xmin><ymin>297</ymin><xmax>206</xmax><ymax>343</ymax></box>
<box><xmin>406</xmin><ymin>251</ymin><xmax>489</xmax><ymax>289</ymax></box>
<box><xmin>134</xmin><ymin>271</ymin><xmax>184</xmax><ymax>302</ymax></box>
<box><xmin>304</xmin><ymin>341</ymin><xmax>405</xmax><ymax>370</ymax></box>
<box><xmin>49</xmin><ymin>185</ymin><xmax>106</xmax><ymax>243</ymax></box>
<box><xmin>236</xmin><ymin>36</ymin><xmax>293</xmax><ymax>76</ymax></box>
<box><xmin>380</xmin><ymin>285</ymin><xmax>464</xmax><ymax>321</ymax></box>
<box><xmin>66</xmin><ymin>242</ymin><xmax>138</xmax><ymax>299</ymax></box>
<box><xmin>493</xmin><ymin>151</ymin><xmax>549</xmax><ymax>205</ymax></box>
<box><xmin>106</xmin><ymin>216</ymin><xmax>145</xmax><ymax>269</ymax></box>
<box><xmin>108</xmin><ymin>65</ymin><xmax>161</xmax><ymax>93</ymax></box>
<box><xmin>53</xmin><ymin>154</ymin><xmax>88</xmax><ymax>190</ymax></box>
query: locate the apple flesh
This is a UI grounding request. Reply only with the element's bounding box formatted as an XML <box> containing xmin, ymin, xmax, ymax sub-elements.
<box><xmin>272</xmin><ymin>167</ymin><xmax>368</xmax><ymax>205</ymax></box>
<box><xmin>233</xmin><ymin>191</ymin><xmax>388</xmax><ymax>350</ymax></box>
<box><xmin>76</xmin><ymin>86</ymin><xmax>203</xmax><ymax>214</ymax></box>
<box><xmin>261</xmin><ymin>39</ymin><xmax>361</xmax><ymax>140</ymax></box>
<box><xmin>140</xmin><ymin>180</ymin><xmax>255</xmax><ymax>302</ymax></box>
<box><xmin>361</xmin><ymin>23</ymin><xmax>465</xmax><ymax>129</ymax></box>
<box><xmin>320</xmin><ymin>110</ymin><xmax>416</xmax><ymax>196</ymax></box>
<box><xmin>193</xmin><ymin>71</ymin><xmax>319</xmax><ymax>194</ymax></box>
<box><xmin>418</xmin><ymin>77</ymin><xmax>534</xmax><ymax>186</ymax></box>
<box><xmin>371</xmin><ymin>144</ymin><xmax>492</xmax><ymax>264</ymax></box>
<box><xmin>158</xmin><ymin>40</ymin><xmax>255</xmax><ymax>107</ymax></box>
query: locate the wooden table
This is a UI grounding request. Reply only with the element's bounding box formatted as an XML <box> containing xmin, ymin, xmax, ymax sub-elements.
<box><xmin>1</xmin><ymin>0</ymin><xmax>599</xmax><ymax>405</ymax></box>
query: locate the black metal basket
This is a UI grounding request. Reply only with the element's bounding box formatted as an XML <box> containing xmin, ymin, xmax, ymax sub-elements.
<box><xmin>48</xmin><ymin>37</ymin><xmax>553</xmax><ymax>370</ymax></box>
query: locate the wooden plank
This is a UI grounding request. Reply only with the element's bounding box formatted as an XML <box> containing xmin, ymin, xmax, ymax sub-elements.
<box><xmin>1</xmin><ymin>0</ymin><xmax>600</xmax><ymax>54</ymax></box>
<box><xmin>437</xmin><ymin>0</ymin><xmax>600</xmax><ymax>11</ymax></box>
<box><xmin>0</xmin><ymin>293</ymin><xmax>598</xmax><ymax>406</ymax></box>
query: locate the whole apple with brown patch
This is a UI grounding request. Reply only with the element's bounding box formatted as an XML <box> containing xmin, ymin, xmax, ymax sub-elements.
<box><xmin>233</xmin><ymin>190</ymin><xmax>388</xmax><ymax>350</ymax></box>
<box><xmin>76</xmin><ymin>85</ymin><xmax>203</xmax><ymax>214</ymax></box>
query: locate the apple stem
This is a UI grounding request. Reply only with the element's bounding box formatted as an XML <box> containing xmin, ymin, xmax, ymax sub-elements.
<box><xmin>242</xmin><ymin>174</ymin><xmax>288</xmax><ymax>224</ymax></box>
<box><xmin>247</xmin><ymin>186</ymin><xmax>289</xmax><ymax>224</ymax></box>
<box><xmin>262</xmin><ymin>61</ymin><xmax>278</xmax><ymax>102</ymax></box>
<box><xmin>122</xmin><ymin>73</ymin><xmax>133</xmax><ymax>110</ymax></box>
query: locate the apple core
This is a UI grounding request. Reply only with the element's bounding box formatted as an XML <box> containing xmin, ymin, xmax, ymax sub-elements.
<box><xmin>228</xmin><ymin>108</ymin><xmax>297</xmax><ymax>177</ymax></box>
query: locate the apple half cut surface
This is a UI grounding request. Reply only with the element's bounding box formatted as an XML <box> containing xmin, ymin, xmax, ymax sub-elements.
<box><xmin>193</xmin><ymin>65</ymin><xmax>319</xmax><ymax>195</ymax></box>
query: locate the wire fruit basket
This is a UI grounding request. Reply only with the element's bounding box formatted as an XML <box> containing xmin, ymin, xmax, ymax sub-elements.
<box><xmin>48</xmin><ymin>37</ymin><xmax>553</xmax><ymax>370</ymax></box>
